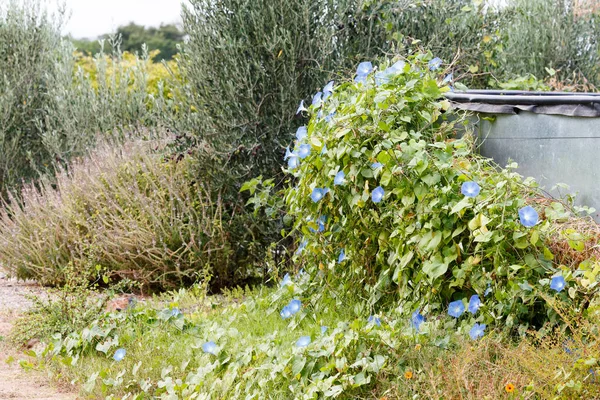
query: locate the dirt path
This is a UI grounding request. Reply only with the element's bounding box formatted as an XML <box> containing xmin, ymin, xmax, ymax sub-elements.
<box><xmin>0</xmin><ymin>274</ymin><xmax>78</xmax><ymax>400</ymax></box>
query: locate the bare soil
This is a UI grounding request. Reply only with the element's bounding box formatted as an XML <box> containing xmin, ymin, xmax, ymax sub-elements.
<box><xmin>0</xmin><ymin>275</ymin><xmax>78</xmax><ymax>400</ymax></box>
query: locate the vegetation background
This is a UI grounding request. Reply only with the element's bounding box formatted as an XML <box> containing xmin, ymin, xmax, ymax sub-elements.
<box><xmin>2</xmin><ymin>0</ymin><xmax>600</xmax><ymax>398</ymax></box>
<box><xmin>1</xmin><ymin>0</ymin><xmax>600</xmax><ymax>288</ymax></box>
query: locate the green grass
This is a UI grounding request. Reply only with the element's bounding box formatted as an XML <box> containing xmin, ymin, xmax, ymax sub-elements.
<box><xmin>39</xmin><ymin>281</ymin><xmax>418</xmax><ymax>398</ymax></box>
<box><xmin>12</xmin><ymin>279</ymin><xmax>600</xmax><ymax>399</ymax></box>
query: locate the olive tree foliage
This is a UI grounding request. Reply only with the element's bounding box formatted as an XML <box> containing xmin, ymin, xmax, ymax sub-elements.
<box><xmin>369</xmin><ymin>0</ymin><xmax>600</xmax><ymax>88</ymax></box>
<box><xmin>0</xmin><ymin>1</ymin><xmax>172</xmax><ymax>198</ymax></box>
<box><xmin>0</xmin><ymin>1</ymin><xmax>72</xmax><ymax>194</ymax></box>
<box><xmin>178</xmin><ymin>0</ymin><xmax>384</xmax><ymax>185</ymax></box>
<box><xmin>499</xmin><ymin>0</ymin><xmax>600</xmax><ymax>84</ymax></box>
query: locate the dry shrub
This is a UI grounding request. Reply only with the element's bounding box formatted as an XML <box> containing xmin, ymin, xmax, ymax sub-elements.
<box><xmin>573</xmin><ymin>0</ymin><xmax>600</xmax><ymax>18</ymax></box>
<box><xmin>547</xmin><ymin>219</ymin><xmax>600</xmax><ymax>269</ymax></box>
<box><xmin>528</xmin><ymin>195</ymin><xmax>600</xmax><ymax>269</ymax></box>
<box><xmin>413</xmin><ymin>338</ymin><xmax>533</xmax><ymax>400</ymax></box>
<box><xmin>511</xmin><ymin>299</ymin><xmax>600</xmax><ymax>399</ymax></box>
<box><xmin>0</xmin><ymin>135</ymin><xmax>229</xmax><ymax>289</ymax></box>
<box><xmin>546</xmin><ymin>70</ymin><xmax>598</xmax><ymax>92</ymax></box>
<box><xmin>420</xmin><ymin>302</ymin><xmax>600</xmax><ymax>400</ymax></box>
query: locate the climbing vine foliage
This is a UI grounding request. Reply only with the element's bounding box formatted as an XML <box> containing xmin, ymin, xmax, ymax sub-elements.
<box><xmin>282</xmin><ymin>51</ymin><xmax>589</xmax><ymax>329</ymax></box>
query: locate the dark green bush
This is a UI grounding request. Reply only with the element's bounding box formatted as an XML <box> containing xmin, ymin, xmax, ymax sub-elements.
<box><xmin>368</xmin><ymin>0</ymin><xmax>600</xmax><ymax>89</ymax></box>
<box><xmin>173</xmin><ymin>0</ymin><xmax>389</xmax><ymax>286</ymax></box>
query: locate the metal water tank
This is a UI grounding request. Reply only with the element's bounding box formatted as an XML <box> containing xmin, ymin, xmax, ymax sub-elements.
<box><xmin>447</xmin><ymin>90</ymin><xmax>600</xmax><ymax>221</ymax></box>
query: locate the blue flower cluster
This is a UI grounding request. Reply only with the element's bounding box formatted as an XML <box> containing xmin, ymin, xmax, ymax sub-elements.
<box><xmin>202</xmin><ymin>341</ymin><xmax>218</xmax><ymax>355</ymax></box>
<box><xmin>334</xmin><ymin>171</ymin><xmax>345</xmax><ymax>186</ymax></box>
<box><xmin>460</xmin><ymin>182</ymin><xmax>566</xmax><ymax>291</ymax></box>
<box><xmin>550</xmin><ymin>275</ymin><xmax>566</xmax><ymax>292</ymax></box>
<box><xmin>447</xmin><ymin>295</ymin><xmax>486</xmax><ymax>340</ymax></box>
<box><xmin>311</xmin><ymin>187</ymin><xmax>330</xmax><ymax>203</ymax></box>
<box><xmin>411</xmin><ymin>311</ymin><xmax>425</xmax><ymax>332</ymax></box>
<box><xmin>307</xmin><ymin>215</ymin><xmax>327</xmax><ymax>233</ymax></box>
<box><xmin>296</xmin><ymin>336</ymin><xmax>311</xmax><ymax>347</ymax></box>
<box><xmin>280</xmin><ymin>299</ymin><xmax>302</xmax><ymax>319</ymax></box>
<box><xmin>428</xmin><ymin>57</ymin><xmax>442</xmax><ymax>71</ymax></box>
<box><xmin>281</xmin><ymin>273</ymin><xmax>293</xmax><ymax>287</ymax></box>
<box><xmin>288</xmin><ymin>80</ymin><xmax>336</xmax><ymax>170</ymax></box>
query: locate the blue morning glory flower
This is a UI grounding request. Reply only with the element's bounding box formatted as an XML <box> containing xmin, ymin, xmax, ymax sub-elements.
<box><xmin>296</xmin><ymin>126</ymin><xmax>307</xmax><ymax>141</ymax></box>
<box><xmin>312</xmin><ymin>92</ymin><xmax>323</xmax><ymax>107</ymax></box>
<box><xmin>296</xmin><ymin>240</ymin><xmax>307</xmax><ymax>255</ymax></box>
<box><xmin>297</xmin><ymin>144</ymin><xmax>311</xmax><ymax>159</ymax></box>
<box><xmin>338</xmin><ymin>249</ymin><xmax>346</xmax><ymax>263</ymax></box>
<box><xmin>357</xmin><ymin>61</ymin><xmax>374</xmax><ymax>76</ymax></box>
<box><xmin>311</xmin><ymin>188</ymin><xmax>327</xmax><ymax>203</ymax></box>
<box><xmin>374</xmin><ymin>72</ymin><xmax>388</xmax><ymax>86</ymax></box>
<box><xmin>469</xmin><ymin>323</ymin><xmax>486</xmax><ymax>340</ymax></box>
<box><xmin>287</xmin><ymin>154</ymin><xmax>299</xmax><ymax>170</ymax></box>
<box><xmin>284</xmin><ymin>146</ymin><xmax>293</xmax><ymax>160</ymax></box>
<box><xmin>411</xmin><ymin>311</ymin><xmax>425</xmax><ymax>332</ymax></box>
<box><xmin>325</xmin><ymin>112</ymin><xmax>336</xmax><ymax>122</ymax></box>
<box><xmin>308</xmin><ymin>215</ymin><xmax>327</xmax><ymax>233</ymax></box>
<box><xmin>281</xmin><ymin>273</ymin><xmax>293</xmax><ymax>287</ymax></box>
<box><xmin>468</xmin><ymin>295</ymin><xmax>481</xmax><ymax>314</ymax></box>
<box><xmin>323</xmin><ymin>80</ymin><xmax>334</xmax><ymax>94</ymax></box>
<box><xmin>375</xmin><ymin>60</ymin><xmax>406</xmax><ymax>85</ymax></box>
<box><xmin>202</xmin><ymin>341</ymin><xmax>218</xmax><ymax>355</ymax></box>
<box><xmin>321</xmin><ymin>326</ymin><xmax>328</xmax><ymax>334</ymax></box>
<box><xmin>280</xmin><ymin>305</ymin><xmax>292</xmax><ymax>319</ymax></box>
<box><xmin>448</xmin><ymin>300</ymin><xmax>465</xmax><ymax>318</ymax></box>
<box><xmin>372</xmin><ymin>186</ymin><xmax>385</xmax><ymax>203</ymax></box>
<box><xmin>484</xmin><ymin>284</ymin><xmax>492</xmax><ymax>297</ymax></box>
<box><xmin>288</xmin><ymin>299</ymin><xmax>302</xmax><ymax>314</ymax></box>
<box><xmin>461</xmin><ymin>181</ymin><xmax>480</xmax><ymax>198</ymax></box>
<box><xmin>317</xmin><ymin>215</ymin><xmax>327</xmax><ymax>232</ymax></box>
<box><xmin>368</xmin><ymin>315</ymin><xmax>381</xmax><ymax>326</ymax></box>
<box><xmin>323</xmin><ymin>81</ymin><xmax>334</xmax><ymax>99</ymax></box>
<box><xmin>429</xmin><ymin>57</ymin><xmax>443</xmax><ymax>71</ymax></box>
<box><xmin>371</xmin><ymin>162</ymin><xmax>383</xmax><ymax>170</ymax></box>
<box><xmin>562</xmin><ymin>339</ymin><xmax>579</xmax><ymax>355</ymax></box>
<box><xmin>113</xmin><ymin>348</ymin><xmax>126</xmax><ymax>362</ymax></box>
<box><xmin>170</xmin><ymin>308</ymin><xmax>182</xmax><ymax>317</ymax></box>
<box><xmin>296</xmin><ymin>100</ymin><xmax>307</xmax><ymax>115</ymax></box>
<box><xmin>296</xmin><ymin>336</ymin><xmax>311</xmax><ymax>347</ymax></box>
<box><xmin>442</xmin><ymin>73</ymin><xmax>453</xmax><ymax>84</ymax></box>
<box><xmin>334</xmin><ymin>171</ymin><xmax>346</xmax><ymax>186</ymax></box>
<box><xmin>550</xmin><ymin>275</ymin><xmax>566</xmax><ymax>292</ymax></box>
<box><xmin>354</xmin><ymin>74</ymin><xmax>367</xmax><ymax>84</ymax></box>
<box><xmin>389</xmin><ymin>60</ymin><xmax>406</xmax><ymax>72</ymax></box>
<box><xmin>519</xmin><ymin>206</ymin><xmax>539</xmax><ymax>228</ymax></box>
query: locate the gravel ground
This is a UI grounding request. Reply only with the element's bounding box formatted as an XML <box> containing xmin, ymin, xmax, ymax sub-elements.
<box><xmin>0</xmin><ymin>274</ymin><xmax>78</xmax><ymax>399</ymax></box>
<box><xmin>0</xmin><ymin>274</ymin><xmax>49</xmax><ymax>312</ymax></box>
